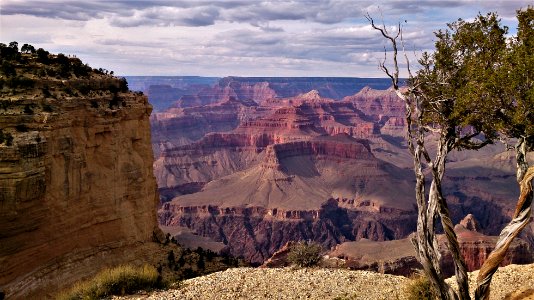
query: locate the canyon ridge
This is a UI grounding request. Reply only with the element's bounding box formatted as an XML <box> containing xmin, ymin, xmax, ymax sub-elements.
<box><xmin>142</xmin><ymin>76</ymin><xmax>534</xmax><ymax>266</ymax></box>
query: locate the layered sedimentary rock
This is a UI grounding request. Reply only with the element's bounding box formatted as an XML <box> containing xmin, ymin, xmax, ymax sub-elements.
<box><xmin>0</xmin><ymin>63</ymin><xmax>158</xmax><ymax>298</ymax></box>
<box><xmin>156</xmin><ymin>90</ymin><xmax>420</xmax><ymax>264</ymax></box>
<box><xmin>329</xmin><ymin>215</ymin><xmax>533</xmax><ymax>277</ymax></box>
<box><xmin>154</xmin><ymin>85</ymin><xmax>529</xmax><ymax>265</ymax></box>
<box><xmin>172</xmin><ymin>77</ymin><xmax>393</xmax><ymax>107</ymax></box>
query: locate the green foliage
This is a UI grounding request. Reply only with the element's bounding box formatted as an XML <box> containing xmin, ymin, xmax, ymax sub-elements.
<box><xmin>415</xmin><ymin>7</ymin><xmax>534</xmax><ymax>149</ymax></box>
<box><xmin>119</xmin><ymin>77</ymin><xmax>129</xmax><ymax>92</ymax></box>
<box><xmin>415</xmin><ymin>12</ymin><xmax>509</xmax><ymax>147</ymax></box>
<box><xmin>0</xmin><ymin>42</ymin><xmax>21</xmax><ymax>61</ymax></box>
<box><xmin>15</xmin><ymin>124</ymin><xmax>29</xmax><ymax>132</ymax></box>
<box><xmin>0</xmin><ymin>129</ymin><xmax>14</xmax><ymax>146</ymax></box>
<box><xmin>501</xmin><ymin>6</ymin><xmax>534</xmax><ymax>145</ymax></box>
<box><xmin>167</xmin><ymin>250</ymin><xmax>176</xmax><ymax>267</ymax></box>
<box><xmin>23</xmin><ymin>104</ymin><xmax>34</xmax><ymax>114</ymax></box>
<box><xmin>287</xmin><ymin>241</ymin><xmax>323</xmax><ymax>267</ymax></box>
<box><xmin>56</xmin><ymin>264</ymin><xmax>164</xmax><ymax>300</ymax></box>
<box><xmin>405</xmin><ymin>275</ymin><xmax>437</xmax><ymax>300</ymax></box>
<box><xmin>21</xmin><ymin>44</ymin><xmax>35</xmax><ymax>54</ymax></box>
<box><xmin>8</xmin><ymin>42</ymin><xmax>18</xmax><ymax>52</ymax></box>
<box><xmin>42</xmin><ymin>103</ymin><xmax>53</xmax><ymax>112</ymax></box>
<box><xmin>5</xmin><ymin>76</ymin><xmax>35</xmax><ymax>89</ymax></box>
<box><xmin>36</xmin><ymin>48</ymin><xmax>50</xmax><ymax>63</ymax></box>
<box><xmin>1</xmin><ymin>61</ymin><xmax>16</xmax><ymax>77</ymax></box>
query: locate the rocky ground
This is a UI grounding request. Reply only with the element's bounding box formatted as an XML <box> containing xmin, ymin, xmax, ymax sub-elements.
<box><xmin>114</xmin><ymin>263</ymin><xmax>534</xmax><ymax>300</ymax></box>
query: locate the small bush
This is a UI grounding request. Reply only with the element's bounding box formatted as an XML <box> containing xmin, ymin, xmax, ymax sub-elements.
<box><xmin>56</xmin><ymin>264</ymin><xmax>164</xmax><ymax>300</ymax></box>
<box><xmin>0</xmin><ymin>130</ymin><xmax>13</xmax><ymax>146</ymax></box>
<box><xmin>42</xmin><ymin>103</ymin><xmax>53</xmax><ymax>112</ymax></box>
<box><xmin>287</xmin><ymin>241</ymin><xmax>323</xmax><ymax>267</ymax></box>
<box><xmin>405</xmin><ymin>275</ymin><xmax>437</xmax><ymax>300</ymax></box>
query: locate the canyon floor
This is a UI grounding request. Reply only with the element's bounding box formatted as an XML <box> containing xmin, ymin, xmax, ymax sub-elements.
<box><xmin>113</xmin><ymin>263</ymin><xmax>534</xmax><ymax>300</ymax></box>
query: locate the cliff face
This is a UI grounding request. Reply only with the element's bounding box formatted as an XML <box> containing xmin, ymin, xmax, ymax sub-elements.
<box><xmin>160</xmin><ymin>201</ymin><xmax>416</xmax><ymax>265</ymax></box>
<box><xmin>329</xmin><ymin>221</ymin><xmax>534</xmax><ymax>277</ymax></box>
<box><xmin>0</xmin><ymin>54</ymin><xmax>158</xmax><ymax>298</ymax></box>
<box><xmin>153</xmin><ymin>83</ymin><xmax>529</xmax><ymax>266</ymax></box>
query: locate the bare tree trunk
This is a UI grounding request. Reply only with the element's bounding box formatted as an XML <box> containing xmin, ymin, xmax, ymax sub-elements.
<box><xmin>431</xmin><ymin>135</ymin><xmax>470</xmax><ymax>300</ymax></box>
<box><xmin>475</xmin><ymin>138</ymin><xmax>533</xmax><ymax>300</ymax></box>
<box><xmin>405</xmin><ymin>98</ymin><xmax>460</xmax><ymax>300</ymax></box>
<box><xmin>366</xmin><ymin>15</ymin><xmax>469</xmax><ymax>299</ymax></box>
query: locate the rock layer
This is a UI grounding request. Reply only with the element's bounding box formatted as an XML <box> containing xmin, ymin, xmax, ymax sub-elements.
<box><xmin>153</xmin><ymin>84</ymin><xmax>530</xmax><ymax>266</ymax></box>
<box><xmin>0</xmin><ymin>73</ymin><xmax>158</xmax><ymax>298</ymax></box>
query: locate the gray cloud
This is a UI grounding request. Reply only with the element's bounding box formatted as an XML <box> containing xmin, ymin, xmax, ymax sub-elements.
<box><xmin>1</xmin><ymin>0</ymin><xmax>531</xmax><ymax>77</ymax></box>
<box><xmin>109</xmin><ymin>5</ymin><xmax>221</xmax><ymax>27</ymax></box>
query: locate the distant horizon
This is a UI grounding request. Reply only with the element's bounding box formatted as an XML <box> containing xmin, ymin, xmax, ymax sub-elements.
<box><xmin>122</xmin><ymin>75</ymin><xmax>396</xmax><ymax>78</ymax></box>
<box><xmin>3</xmin><ymin>0</ymin><xmax>531</xmax><ymax>77</ymax></box>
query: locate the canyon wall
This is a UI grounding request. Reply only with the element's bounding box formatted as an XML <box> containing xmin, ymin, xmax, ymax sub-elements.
<box><xmin>329</xmin><ymin>216</ymin><xmax>534</xmax><ymax>277</ymax></box>
<box><xmin>0</xmin><ymin>67</ymin><xmax>159</xmax><ymax>298</ymax></box>
<box><xmin>151</xmin><ymin>81</ymin><xmax>531</xmax><ymax>267</ymax></box>
<box><xmin>173</xmin><ymin>77</ymin><xmax>393</xmax><ymax>108</ymax></box>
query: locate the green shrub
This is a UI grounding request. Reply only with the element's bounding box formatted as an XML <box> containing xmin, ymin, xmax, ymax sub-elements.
<box><xmin>287</xmin><ymin>241</ymin><xmax>323</xmax><ymax>267</ymax></box>
<box><xmin>405</xmin><ymin>275</ymin><xmax>437</xmax><ymax>300</ymax></box>
<box><xmin>42</xmin><ymin>103</ymin><xmax>53</xmax><ymax>112</ymax></box>
<box><xmin>56</xmin><ymin>264</ymin><xmax>164</xmax><ymax>300</ymax></box>
<box><xmin>0</xmin><ymin>129</ymin><xmax>13</xmax><ymax>146</ymax></box>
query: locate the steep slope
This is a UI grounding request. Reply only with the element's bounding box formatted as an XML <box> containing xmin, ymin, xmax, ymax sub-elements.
<box><xmin>156</xmin><ymin>91</ymin><xmax>418</xmax><ymax>263</ymax></box>
<box><xmin>329</xmin><ymin>219</ymin><xmax>533</xmax><ymax>277</ymax></box>
<box><xmin>0</xmin><ymin>48</ymin><xmax>159</xmax><ymax>298</ymax></box>
<box><xmin>154</xmin><ymin>86</ymin><xmax>530</xmax><ymax>265</ymax></box>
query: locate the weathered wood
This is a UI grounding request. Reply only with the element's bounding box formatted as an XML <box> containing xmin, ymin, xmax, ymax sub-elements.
<box><xmin>474</xmin><ymin>159</ymin><xmax>534</xmax><ymax>300</ymax></box>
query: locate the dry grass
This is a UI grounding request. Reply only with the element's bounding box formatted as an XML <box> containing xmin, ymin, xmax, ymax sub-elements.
<box><xmin>404</xmin><ymin>275</ymin><xmax>436</xmax><ymax>300</ymax></box>
<box><xmin>56</xmin><ymin>264</ymin><xmax>163</xmax><ymax>300</ymax></box>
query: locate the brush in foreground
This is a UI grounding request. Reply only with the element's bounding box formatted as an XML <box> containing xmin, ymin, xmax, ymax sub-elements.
<box><xmin>57</xmin><ymin>264</ymin><xmax>164</xmax><ymax>300</ymax></box>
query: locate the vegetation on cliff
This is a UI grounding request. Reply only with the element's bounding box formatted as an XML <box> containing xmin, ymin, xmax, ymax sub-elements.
<box><xmin>368</xmin><ymin>6</ymin><xmax>533</xmax><ymax>300</ymax></box>
<box><xmin>0</xmin><ymin>41</ymin><xmax>137</xmax><ymax>148</ymax></box>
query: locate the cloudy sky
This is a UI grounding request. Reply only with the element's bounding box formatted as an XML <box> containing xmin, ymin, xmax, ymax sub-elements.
<box><xmin>1</xmin><ymin>0</ymin><xmax>531</xmax><ymax>77</ymax></box>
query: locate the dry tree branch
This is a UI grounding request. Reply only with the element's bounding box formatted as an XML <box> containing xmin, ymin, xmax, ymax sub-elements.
<box><xmin>475</xmin><ymin>166</ymin><xmax>534</xmax><ymax>300</ymax></box>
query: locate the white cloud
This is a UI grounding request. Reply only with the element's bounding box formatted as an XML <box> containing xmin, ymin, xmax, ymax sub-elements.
<box><xmin>0</xmin><ymin>0</ymin><xmax>531</xmax><ymax>76</ymax></box>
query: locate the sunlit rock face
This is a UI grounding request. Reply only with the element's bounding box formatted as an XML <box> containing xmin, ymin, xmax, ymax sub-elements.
<box><xmin>0</xmin><ymin>74</ymin><xmax>159</xmax><ymax>299</ymax></box>
<box><xmin>152</xmin><ymin>82</ymin><xmax>530</xmax><ymax>265</ymax></box>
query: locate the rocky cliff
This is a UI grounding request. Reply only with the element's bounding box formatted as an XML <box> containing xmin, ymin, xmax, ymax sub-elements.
<box><xmin>153</xmin><ymin>83</ymin><xmax>530</xmax><ymax>266</ymax></box>
<box><xmin>328</xmin><ymin>215</ymin><xmax>533</xmax><ymax>277</ymax></box>
<box><xmin>0</xmin><ymin>48</ymin><xmax>159</xmax><ymax>298</ymax></box>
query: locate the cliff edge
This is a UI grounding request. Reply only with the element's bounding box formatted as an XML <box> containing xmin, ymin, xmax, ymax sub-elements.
<box><xmin>0</xmin><ymin>43</ymin><xmax>159</xmax><ymax>298</ymax></box>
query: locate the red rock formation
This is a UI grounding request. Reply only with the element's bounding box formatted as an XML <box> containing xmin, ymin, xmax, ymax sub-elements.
<box><xmin>343</xmin><ymin>86</ymin><xmax>405</xmax><ymax>119</ymax></box>
<box><xmin>460</xmin><ymin>213</ymin><xmax>481</xmax><ymax>232</ymax></box>
<box><xmin>260</xmin><ymin>241</ymin><xmax>296</xmax><ymax>268</ymax></box>
<box><xmin>153</xmin><ymin>84</ymin><xmax>530</xmax><ymax>266</ymax></box>
<box><xmin>0</xmin><ymin>76</ymin><xmax>159</xmax><ymax>298</ymax></box>
<box><xmin>327</xmin><ymin>216</ymin><xmax>534</xmax><ymax>278</ymax></box>
<box><xmin>171</xmin><ymin>77</ymin><xmax>393</xmax><ymax>108</ymax></box>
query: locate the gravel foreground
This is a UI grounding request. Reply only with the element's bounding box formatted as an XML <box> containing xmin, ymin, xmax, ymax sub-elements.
<box><xmin>114</xmin><ymin>264</ymin><xmax>534</xmax><ymax>300</ymax></box>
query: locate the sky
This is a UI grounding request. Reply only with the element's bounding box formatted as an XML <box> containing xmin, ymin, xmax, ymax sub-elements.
<box><xmin>1</xmin><ymin>0</ymin><xmax>532</xmax><ymax>77</ymax></box>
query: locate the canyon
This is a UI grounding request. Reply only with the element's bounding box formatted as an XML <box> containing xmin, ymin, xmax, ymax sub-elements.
<box><xmin>329</xmin><ymin>214</ymin><xmax>533</xmax><ymax>277</ymax></box>
<box><xmin>2</xmin><ymin>60</ymin><xmax>531</xmax><ymax>296</ymax></box>
<box><xmin>150</xmin><ymin>77</ymin><xmax>533</xmax><ymax>265</ymax></box>
<box><xmin>126</xmin><ymin>76</ymin><xmax>393</xmax><ymax>111</ymax></box>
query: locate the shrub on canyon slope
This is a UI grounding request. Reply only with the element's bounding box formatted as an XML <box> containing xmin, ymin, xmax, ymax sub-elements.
<box><xmin>287</xmin><ymin>241</ymin><xmax>323</xmax><ymax>267</ymax></box>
